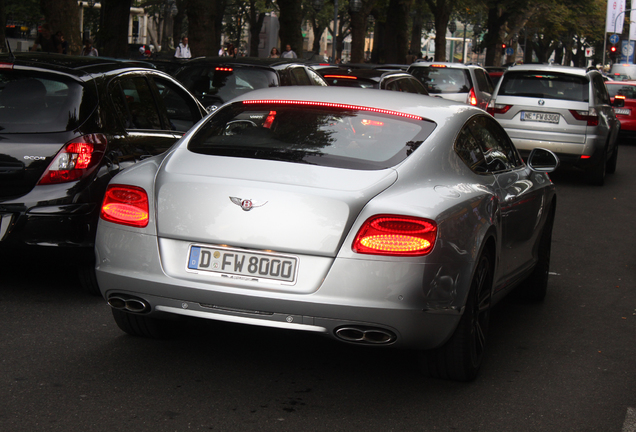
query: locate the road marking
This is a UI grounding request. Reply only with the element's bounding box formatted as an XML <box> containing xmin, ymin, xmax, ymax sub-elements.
<box><xmin>623</xmin><ymin>407</ymin><xmax>636</xmax><ymax>432</ymax></box>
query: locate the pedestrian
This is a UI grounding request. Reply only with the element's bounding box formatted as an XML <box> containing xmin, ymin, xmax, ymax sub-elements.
<box><xmin>81</xmin><ymin>39</ymin><xmax>98</xmax><ymax>56</ymax></box>
<box><xmin>268</xmin><ymin>47</ymin><xmax>280</xmax><ymax>58</ymax></box>
<box><xmin>174</xmin><ymin>37</ymin><xmax>191</xmax><ymax>59</ymax></box>
<box><xmin>30</xmin><ymin>24</ymin><xmax>57</xmax><ymax>53</ymax></box>
<box><xmin>281</xmin><ymin>44</ymin><xmax>297</xmax><ymax>59</ymax></box>
<box><xmin>54</xmin><ymin>31</ymin><xmax>68</xmax><ymax>54</ymax></box>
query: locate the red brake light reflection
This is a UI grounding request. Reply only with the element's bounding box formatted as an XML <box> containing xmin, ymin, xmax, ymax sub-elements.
<box><xmin>324</xmin><ymin>75</ymin><xmax>357</xmax><ymax>80</ymax></box>
<box><xmin>100</xmin><ymin>185</ymin><xmax>149</xmax><ymax>228</ymax></box>
<box><xmin>243</xmin><ymin>100</ymin><xmax>423</xmax><ymax>121</ymax></box>
<box><xmin>361</xmin><ymin>119</ymin><xmax>384</xmax><ymax>126</ymax></box>
<box><xmin>353</xmin><ymin>215</ymin><xmax>437</xmax><ymax>256</ymax></box>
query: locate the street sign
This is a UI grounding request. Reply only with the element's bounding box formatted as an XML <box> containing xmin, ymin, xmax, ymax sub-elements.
<box><xmin>505</xmin><ymin>47</ymin><xmax>514</xmax><ymax>56</ymax></box>
<box><xmin>585</xmin><ymin>47</ymin><xmax>595</xmax><ymax>57</ymax></box>
<box><xmin>610</xmin><ymin>34</ymin><xmax>620</xmax><ymax>44</ymax></box>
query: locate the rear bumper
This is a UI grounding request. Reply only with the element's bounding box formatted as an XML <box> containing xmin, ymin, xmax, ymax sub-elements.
<box><xmin>95</xmin><ymin>224</ymin><xmax>472</xmax><ymax>350</ymax></box>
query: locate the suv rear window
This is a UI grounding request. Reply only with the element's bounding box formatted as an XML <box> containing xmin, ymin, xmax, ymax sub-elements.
<box><xmin>178</xmin><ymin>66</ymin><xmax>278</xmax><ymax>103</ymax></box>
<box><xmin>188</xmin><ymin>101</ymin><xmax>436</xmax><ymax>170</ymax></box>
<box><xmin>498</xmin><ymin>71</ymin><xmax>589</xmax><ymax>102</ymax></box>
<box><xmin>0</xmin><ymin>71</ymin><xmax>89</xmax><ymax>133</ymax></box>
<box><xmin>409</xmin><ymin>66</ymin><xmax>471</xmax><ymax>94</ymax></box>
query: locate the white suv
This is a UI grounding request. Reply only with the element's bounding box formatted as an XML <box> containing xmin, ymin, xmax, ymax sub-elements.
<box><xmin>487</xmin><ymin>64</ymin><xmax>620</xmax><ymax>185</ymax></box>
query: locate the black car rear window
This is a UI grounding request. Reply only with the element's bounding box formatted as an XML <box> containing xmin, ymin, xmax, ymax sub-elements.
<box><xmin>0</xmin><ymin>71</ymin><xmax>90</xmax><ymax>133</ymax></box>
<box><xmin>498</xmin><ymin>71</ymin><xmax>589</xmax><ymax>102</ymax></box>
<box><xmin>409</xmin><ymin>66</ymin><xmax>471</xmax><ymax>94</ymax></box>
<box><xmin>188</xmin><ymin>101</ymin><xmax>436</xmax><ymax>170</ymax></box>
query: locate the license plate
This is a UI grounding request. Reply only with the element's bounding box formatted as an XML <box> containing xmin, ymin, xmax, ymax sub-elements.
<box><xmin>615</xmin><ymin>108</ymin><xmax>630</xmax><ymax>115</ymax></box>
<box><xmin>521</xmin><ymin>111</ymin><xmax>560</xmax><ymax>124</ymax></box>
<box><xmin>187</xmin><ymin>245</ymin><xmax>298</xmax><ymax>284</ymax></box>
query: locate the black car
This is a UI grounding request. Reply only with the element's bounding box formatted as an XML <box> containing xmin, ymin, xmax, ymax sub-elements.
<box><xmin>0</xmin><ymin>53</ymin><xmax>207</xmax><ymax>293</ymax></box>
<box><xmin>174</xmin><ymin>57</ymin><xmax>328</xmax><ymax>110</ymax></box>
<box><xmin>318</xmin><ymin>66</ymin><xmax>429</xmax><ymax>95</ymax></box>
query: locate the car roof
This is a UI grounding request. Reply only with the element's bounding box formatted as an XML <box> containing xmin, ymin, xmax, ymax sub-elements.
<box><xmin>0</xmin><ymin>52</ymin><xmax>157</xmax><ymax>78</ymax></box>
<box><xmin>409</xmin><ymin>62</ymin><xmax>485</xmax><ymax>70</ymax></box>
<box><xmin>177</xmin><ymin>56</ymin><xmax>310</xmax><ymax>68</ymax></box>
<box><xmin>319</xmin><ymin>67</ymin><xmax>414</xmax><ymax>81</ymax></box>
<box><xmin>505</xmin><ymin>63</ymin><xmax>589</xmax><ymax>77</ymax></box>
<box><xmin>230</xmin><ymin>85</ymin><xmax>479</xmax><ymax>124</ymax></box>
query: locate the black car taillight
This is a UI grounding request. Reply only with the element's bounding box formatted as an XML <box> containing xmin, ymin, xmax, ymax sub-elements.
<box><xmin>37</xmin><ymin>134</ymin><xmax>107</xmax><ymax>185</ymax></box>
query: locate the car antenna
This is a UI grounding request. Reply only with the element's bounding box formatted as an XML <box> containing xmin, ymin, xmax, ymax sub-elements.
<box><xmin>5</xmin><ymin>38</ymin><xmax>16</xmax><ymax>62</ymax></box>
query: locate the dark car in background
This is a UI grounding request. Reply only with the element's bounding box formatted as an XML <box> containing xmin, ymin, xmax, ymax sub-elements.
<box><xmin>174</xmin><ymin>57</ymin><xmax>328</xmax><ymax>111</ymax></box>
<box><xmin>0</xmin><ymin>53</ymin><xmax>207</xmax><ymax>293</ymax></box>
<box><xmin>408</xmin><ymin>62</ymin><xmax>494</xmax><ymax>110</ymax></box>
<box><xmin>318</xmin><ymin>66</ymin><xmax>429</xmax><ymax>95</ymax></box>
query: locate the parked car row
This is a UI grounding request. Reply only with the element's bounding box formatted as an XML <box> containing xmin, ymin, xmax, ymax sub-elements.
<box><xmin>1</xmin><ymin>52</ymin><xmax>623</xmax><ymax>382</ymax></box>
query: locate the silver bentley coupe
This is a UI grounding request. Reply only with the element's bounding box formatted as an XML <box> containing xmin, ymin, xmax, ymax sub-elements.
<box><xmin>95</xmin><ymin>87</ymin><xmax>559</xmax><ymax>381</ymax></box>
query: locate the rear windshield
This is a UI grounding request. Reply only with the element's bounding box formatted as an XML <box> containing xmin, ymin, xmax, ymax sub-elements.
<box><xmin>187</xmin><ymin>102</ymin><xmax>436</xmax><ymax>170</ymax></box>
<box><xmin>178</xmin><ymin>65</ymin><xmax>278</xmax><ymax>104</ymax></box>
<box><xmin>409</xmin><ymin>66</ymin><xmax>471</xmax><ymax>94</ymax></box>
<box><xmin>322</xmin><ymin>77</ymin><xmax>377</xmax><ymax>89</ymax></box>
<box><xmin>607</xmin><ymin>84</ymin><xmax>636</xmax><ymax>99</ymax></box>
<box><xmin>498</xmin><ymin>71</ymin><xmax>589</xmax><ymax>102</ymax></box>
<box><xmin>0</xmin><ymin>71</ymin><xmax>90</xmax><ymax>133</ymax></box>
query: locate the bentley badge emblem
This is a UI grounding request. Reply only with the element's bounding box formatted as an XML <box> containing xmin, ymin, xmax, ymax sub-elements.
<box><xmin>230</xmin><ymin>197</ymin><xmax>268</xmax><ymax>211</ymax></box>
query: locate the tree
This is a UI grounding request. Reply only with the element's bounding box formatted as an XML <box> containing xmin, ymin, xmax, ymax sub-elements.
<box><xmin>349</xmin><ymin>0</ymin><xmax>377</xmax><ymax>63</ymax></box>
<box><xmin>382</xmin><ymin>0</ymin><xmax>412</xmax><ymax>63</ymax></box>
<box><xmin>277</xmin><ymin>0</ymin><xmax>304</xmax><ymax>56</ymax></box>
<box><xmin>187</xmin><ymin>0</ymin><xmax>223</xmax><ymax>56</ymax></box>
<box><xmin>424</xmin><ymin>0</ymin><xmax>459</xmax><ymax>61</ymax></box>
<box><xmin>98</xmin><ymin>0</ymin><xmax>132</xmax><ymax>57</ymax></box>
<box><xmin>1</xmin><ymin>0</ymin><xmax>6</xmax><ymax>52</ymax></box>
<box><xmin>40</xmin><ymin>0</ymin><xmax>81</xmax><ymax>54</ymax></box>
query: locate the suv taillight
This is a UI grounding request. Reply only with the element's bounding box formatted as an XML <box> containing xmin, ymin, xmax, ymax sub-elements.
<box><xmin>486</xmin><ymin>101</ymin><xmax>512</xmax><ymax>115</ymax></box>
<box><xmin>353</xmin><ymin>215</ymin><xmax>437</xmax><ymax>256</ymax></box>
<box><xmin>38</xmin><ymin>134</ymin><xmax>107</xmax><ymax>185</ymax></box>
<box><xmin>569</xmin><ymin>108</ymin><xmax>599</xmax><ymax>126</ymax></box>
<box><xmin>100</xmin><ymin>185</ymin><xmax>149</xmax><ymax>228</ymax></box>
<box><xmin>467</xmin><ymin>88</ymin><xmax>478</xmax><ymax>106</ymax></box>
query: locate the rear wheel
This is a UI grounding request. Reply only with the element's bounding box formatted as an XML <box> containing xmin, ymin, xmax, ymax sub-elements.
<box><xmin>587</xmin><ymin>148</ymin><xmax>606</xmax><ymax>186</ymax></box>
<box><xmin>517</xmin><ymin>207</ymin><xmax>554</xmax><ymax>302</ymax></box>
<box><xmin>419</xmin><ymin>251</ymin><xmax>493</xmax><ymax>382</ymax></box>
<box><xmin>111</xmin><ymin>309</ymin><xmax>173</xmax><ymax>339</ymax></box>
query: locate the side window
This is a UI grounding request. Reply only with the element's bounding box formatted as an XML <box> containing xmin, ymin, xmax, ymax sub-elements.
<box><xmin>290</xmin><ymin>67</ymin><xmax>312</xmax><ymax>86</ymax></box>
<box><xmin>475</xmin><ymin>69</ymin><xmax>493</xmax><ymax>93</ymax></box>
<box><xmin>408</xmin><ymin>77</ymin><xmax>429</xmax><ymax>95</ymax></box>
<box><xmin>152</xmin><ymin>76</ymin><xmax>203</xmax><ymax>132</ymax></box>
<box><xmin>593</xmin><ymin>75</ymin><xmax>610</xmax><ymax>104</ymax></box>
<box><xmin>111</xmin><ymin>75</ymin><xmax>163</xmax><ymax>130</ymax></box>
<box><xmin>306</xmin><ymin>68</ymin><xmax>328</xmax><ymax>86</ymax></box>
<box><xmin>456</xmin><ymin>115</ymin><xmax>522</xmax><ymax>173</ymax></box>
<box><xmin>384</xmin><ymin>78</ymin><xmax>400</xmax><ymax>91</ymax></box>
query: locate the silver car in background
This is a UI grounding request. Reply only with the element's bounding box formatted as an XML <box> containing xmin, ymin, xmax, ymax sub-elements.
<box><xmin>487</xmin><ymin>64</ymin><xmax>620</xmax><ymax>185</ymax></box>
<box><xmin>95</xmin><ymin>87</ymin><xmax>558</xmax><ymax>382</ymax></box>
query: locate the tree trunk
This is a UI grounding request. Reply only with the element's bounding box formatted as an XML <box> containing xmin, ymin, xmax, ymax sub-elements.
<box><xmin>97</xmin><ymin>0</ymin><xmax>132</xmax><ymax>57</ymax></box>
<box><xmin>350</xmin><ymin>0</ymin><xmax>376</xmax><ymax>63</ymax></box>
<box><xmin>249</xmin><ymin>1</ymin><xmax>266</xmax><ymax>58</ymax></box>
<box><xmin>40</xmin><ymin>0</ymin><xmax>82</xmax><ymax>55</ymax></box>
<box><xmin>277</xmin><ymin>0</ymin><xmax>304</xmax><ymax>57</ymax></box>
<box><xmin>0</xmin><ymin>0</ymin><xmax>6</xmax><ymax>53</ymax></box>
<box><xmin>424</xmin><ymin>0</ymin><xmax>454</xmax><ymax>62</ymax></box>
<box><xmin>173</xmin><ymin>0</ymin><xmax>187</xmax><ymax>45</ymax></box>
<box><xmin>187</xmin><ymin>0</ymin><xmax>221</xmax><ymax>57</ymax></box>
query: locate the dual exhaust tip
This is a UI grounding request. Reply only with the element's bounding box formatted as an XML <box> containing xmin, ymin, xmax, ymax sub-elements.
<box><xmin>335</xmin><ymin>326</ymin><xmax>396</xmax><ymax>345</ymax></box>
<box><xmin>108</xmin><ymin>295</ymin><xmax>149</xmax><ymax>313</ymax></box>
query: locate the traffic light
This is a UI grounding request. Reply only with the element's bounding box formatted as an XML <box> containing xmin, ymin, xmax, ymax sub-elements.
<box><xmin>610</xmin><ymin>45</ymin><xmax>617</xmax><ymax>54</ymax></box>
<box><xmin>502</xmin><ymin>43</ymin><xmax>507</xmax><ymax>55</ymax></box>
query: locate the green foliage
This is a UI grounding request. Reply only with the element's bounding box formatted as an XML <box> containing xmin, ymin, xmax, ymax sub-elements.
<box><xmin>5</xmin><ymin>0</ymin><xmax>42</xmax><ymax>25</ymax></box>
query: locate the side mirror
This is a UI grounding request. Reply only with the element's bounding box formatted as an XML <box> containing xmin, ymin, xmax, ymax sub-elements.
<box><xmin>612</xmin><ymin>95</ymin><xmax>625</xmax><ymax>108</ymax></box>
<box><xmin>527</xmin><ymin>148</ymin><xmax>560</xmax><ymax>173</ymax></box>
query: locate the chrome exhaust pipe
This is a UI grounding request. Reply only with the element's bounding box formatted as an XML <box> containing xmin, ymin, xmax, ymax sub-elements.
<box><xmin>335</xmin><ymin>326</ymin><xmax>396</xmax><ymax>344</ymax></box>
<box><xmin>108</xmin><ymin>295</ymin><xmax>150</xmax><ymax>313</ymax></box>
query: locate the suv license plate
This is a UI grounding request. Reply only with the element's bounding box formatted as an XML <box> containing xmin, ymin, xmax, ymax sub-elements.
<box><xmin>521</xmin><ymin>111</ymin><xmax>560</xmax><ymax>124</ymax></box>
<box><xmin>615</xmin><ymin>108</ymin><xmax>630</xmax><ymax>115</ymax></box>
<box><xmin>187</xmin><ymin>245</ymin><xmax>298</xmax><ymax>284</ymax></box>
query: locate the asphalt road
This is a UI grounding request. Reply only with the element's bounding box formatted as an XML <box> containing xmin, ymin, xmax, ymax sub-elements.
<box><xmin>1</xmin><ymin>143</ymin><xmax>635</xmax><ymax>432</ymax></box>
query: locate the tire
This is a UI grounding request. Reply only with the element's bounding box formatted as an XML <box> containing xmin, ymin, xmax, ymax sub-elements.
<box><xmin>606</xmin><ymin>144</ymin><xmax>618</xmax><ymax>174</ymax></box>
<box><xmin>111</xmin><ymin>308</ymin><xmax>173</xmax><ymax>339</ymax></box>
<box><xmin>587</xmin><ymin>148</ymin><xmax>606</xmax><ymax>186</ymax></box>
<box><xmin>419</xmin><ymin>251</ymin><xmax>493</xmax><ymax>382</ymax></box>
<box><xmin>517</xmin><ymin>207</ymin><xmax>554</xmax><ymax>302</ymax></box>
<box><xmin>78</xmin><ymin>261</ymin><xmax>101</xmax><ymax>296</ymax></box>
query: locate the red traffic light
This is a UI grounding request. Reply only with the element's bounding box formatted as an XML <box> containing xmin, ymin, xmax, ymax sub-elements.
<box><xmin>610</xmin><ymin>46</ymin><xmax>617</xmax><ymax>52</ymax></box>
<box><xmin>502</xmin><ymin>44</ymin><xmax>507</xmax><ymax>49</ymax></box>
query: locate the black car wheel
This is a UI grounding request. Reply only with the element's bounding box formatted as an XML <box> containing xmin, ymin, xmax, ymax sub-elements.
<box><xmin>517</xmin><ymin>206</ymin><xmax>554</xmax><ymax>302</ymax></box>
<box><xmin>606</xmin><ymin>144</ymin><xmax>618</xmax><ymax>174</ymax></box>
<box><xmin>588</xmin><ymin>147</ymin><xmax>606</xmax><ymax>186</ymax></box>
<box><xmin>419</xmin><ymin>250</ymin><xmax>493</xmax><ymax>382</ymax></box>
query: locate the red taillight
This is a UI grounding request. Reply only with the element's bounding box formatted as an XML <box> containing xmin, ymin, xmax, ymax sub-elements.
<box><xmin>353</xmin><ymin>215</ymin><xmax>437</xmax><ymax>256</ymax></box>
<box><xmin>468</xmin><ymin>88</ymin><xmax>478</xmax><ymax>106</ymax></box>
<box><xmin>431</xmin><ymin>64</ymin><xmax>447</xmax><ymax>68</ymax></box>
<box><xmin>263</xmin><ymin>110</ymin><xmax>276</xmax><ymax>129</ymax></box>
<box><xmin>100</xmin><ymin>185</ymin><xmax>149</xmax><ymax>228</ymax></box>
<box><xmin>486</xmin><ymin>102</ymin><xmax>512</xmax><ymax>115</ymax></box>
<box><xmin>569</xmin><ymin>108</ymin><xmax>598</xmax><ymax>126</ymax></box>
<box><xmin>37</xmin><ymin>134</ymin><xmax>107</xmax><ymax>185</ymax></box>
<box><xmin>324</xmin><ymin>75</ymin><xmax>357</xmax><ymax>80</ymax></box>
<box><xmin>0</xmin><ymin>62</ymin><xmax>14</xmax><ymax>69</ymax></box>
<box><xmin>216</xmin><ymin>67</ymin><xmax>233</xmax><ymax>72</ymax></box>
<box><xmin>243</xmin><ymin>100</ymin><xmax>423</xmax><ymax>121</ymax></box>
